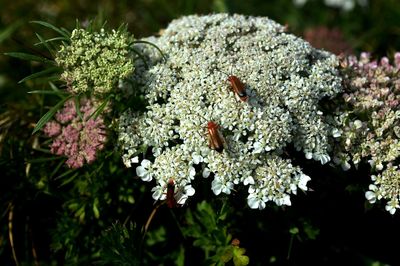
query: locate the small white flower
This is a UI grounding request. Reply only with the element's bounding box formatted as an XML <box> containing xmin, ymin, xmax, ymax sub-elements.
<box><xmin>243</xmin><ymin>176</ymin><xmax>255</xmax><ymax>185</ymax></box>
<box><xmin>365</xmin><ymin>191</ymin><xmax>376</xmax><ymax>204</ymax></box>
<box><xmin>315</xmin><ymin>154</ymin><xmax>330</xmax><ymax>165</ymax></box>
<box><xmin>277</xmin><ymin>194</ymin><xmax>291</xmax><ymax>206</ymax></box>
<box><xmin>131</xmin><ymin>156</ymin><xmax>139</xmax><ymax>164</ymax></box>
<box><xmin>211</xmin><ymin>178</ymin><xmax>234</xmax><ymax>195</ymax></box>
<box><xmin>385</xmin><ymin>204</ymin><xmax>397</xmax><ymax>215</ymax></box>
<box><xmin>176</xmin><ymin>185</ymin><xmax>196</xmax><ymax>205</ymax></box>
<box><xmin>151</xmin><ymin>184</ymin><xmax>167</xmax><ymax>201</ymax></box>
<box><xmin>247</xmin><ymin>194</ymin><xmax>266</xmax><ymax>209</ymax></box>
<box><xmin>376</xmin><ymin>163</ymin><xmax>384</xmax><ymax>171</ymax></box>
<box><xmin>298</xmin><ymin>174</ymin><xmax>311</xmax><ymax>191</ymax></box>
<box><xmin>253</xmin><ymin>142</ymin><xmax>263</xmax><ymax>154</ymax></box>
<box><xmin>305</xmin><ymin>152</ymin><xmax>313</xmax><ymax>160</ymax></box>
<box><xmin>202</xmin><ymin>168</ymin><xmax>210</xmax><ymax>178</ymax></box>
<box><xmin>192</xmin><ymin>153</ymin><xmax>203</xmax><ymax>164</ymax></box>
<box><xmin>136</xmin><ymin>159</ymin><xmax>153</xmax><ymax>182</ymax></box>
<box><xmin>189</xmin><ymin>166</ymin><xmax>196</xmax><ymax>179</ymax></box>
<box><xmin>353</xmin><ymin>120</ymin><xmax>363</xmax><ymax>129</ymax></box>
<box><xmin>341</xmin><ymin>161</ymin><xmax>351</xmax><ymax>171</ymax></box>
<box><xmin>331</xmin><ymin>128</ymin><xmax>341</xmax><ymax>138</ymax></box>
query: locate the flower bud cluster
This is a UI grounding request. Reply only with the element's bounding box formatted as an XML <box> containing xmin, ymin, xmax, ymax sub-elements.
<box><xmin>56</xmin><ymin>28</ymin><xmax>134</xmax><ymax>95</ymax></box>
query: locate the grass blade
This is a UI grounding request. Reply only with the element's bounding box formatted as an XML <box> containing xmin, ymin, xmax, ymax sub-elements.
<box><xmin>4</xmin><ymin>52</ymin><xmax>54</xmax><ymax>64</ymax></box>
<box><xmin>88</xmin><ymin>95</ymin><xmax>111</xmax><ymax>120</ymax></box>
<box><xmin>133</xmin><ymin>40</ymin><xmax>167</xmax><ymax>61</ymax></box>
<box><xmin>30</xmin><ymin>21</ymin><xmax>70</xmax><ymax>39</ymax></box>
<box><xmin>34</xmin><ymin>33</ymin><xmax>55</xmax><ymax>56</ymax></box>
<box><xmin>0</xmin><ymin>21</ymin><xmax>22</xmax><ymax>44</ymax></box>
<box><xmin>131</xmin><ymin>48</ymin><xmax>149</xmax><ymax>69</ymax></box>
<box><xmin>32</xmin><ymin>95</ymin><xmax>73</xmax><ymax>135</ymax></box>
<box><xmin>19</xmin><ymin>67</ymin><xmax>60</xmax><ymax>83</ymax></box>
<box><xmin>28</xmin><ymin>90</ymin><xmax>68</xmax><ymax>98</ymax></box>
<box><xmin>34</xmin><ymin>36</ymin><xmax>69</xmax><ymax>45</ymax></box>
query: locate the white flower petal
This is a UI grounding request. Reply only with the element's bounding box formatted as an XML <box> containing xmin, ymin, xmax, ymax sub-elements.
<box><xmin>136</xmin><ymin>166</ymin><xmax>147</xmax><ymax>177</ymax></box>
<box><xmin>385</xmin><ymin>204</ymin><xmax>396</xmax><ymax>215</ymax></box>
<box><xmin>151</xmin><ymin>186</ymin><xmax>163</xmax><ymax>200</ymax></box>
<box><xmin>253</xmin><ymin>142</ymin><xmax>263</xmax><ymax>154</ymax></box>
<box><xmin>365</xmin><ymin>191</ymin><xmax>376</xmax><ymax>203</ymax></box>
<box><xmin>298</xmin><ymin>174</ymin><xmax>311</xmax><ymax>191</ymax></box>
<box><xmin>202</xmin><ymin>168</ymin><xmax>210</xmax><ymax>178</ymax></box>
<box><xmin>211</xmin><ymin>179</ymin><xmax>223</xmax><ymax>195</ymax></box>
<box><xmin>141</xmin><ymin>159</ymin><xmax>151</xmax><ymax>168</ymax></box>
<box><xmin>192</xmin><ymin>154</ymin><xmax>203</xmax><ymax>164</ymax></box>
<box><xmin>141</xmin><ymin>173</ymin><xmax>153</xmax><ymax>182</ymax></box>
<box><xmin>185</xmin><ymin>185</ymin><xmax>195</xmax><ymax>196</ymax></box>
<box><xmin>243</xmin><ymin>176</ymin><xmax>255</xmax><ymax>185</ymax></box>
<box><xmin>131</xmin><ymin>156</ymin><xmax>139</xmax><ymax>164</ymax></box>
<box><xmin>189</xmin><ymin>166</ymin><xmax>196</xmax><ymax>177</ymax></box>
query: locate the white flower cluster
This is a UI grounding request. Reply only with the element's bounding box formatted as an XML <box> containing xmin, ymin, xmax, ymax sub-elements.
<box><xmin>293</xmin><ymin>0</ymin><xmax>368</xmax><ymax>11</ymax></box>
<box><xmin>118</xmin><ymin>14</ymin><xmax>342</xmax><ymax>209</ymax></box>
<box><xmin>365</xmin><ymin>165</ymin><xmax>400</xmax><ymax>215</ymax></box>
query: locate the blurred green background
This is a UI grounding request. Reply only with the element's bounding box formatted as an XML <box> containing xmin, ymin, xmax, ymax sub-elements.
<box><xmin>1</xmin><ymin>0</ymin><xmax>400</xmax><ymax>265</ymax></box>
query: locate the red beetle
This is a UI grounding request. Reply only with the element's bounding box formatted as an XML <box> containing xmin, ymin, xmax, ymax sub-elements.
<box><xmin>207</xmin><ymin>121</ymin><xmax>225</xmax><ymax>153</ymax></box>
<box><xmin>227</xmin><ymin>75</ymin><xmax>248</xmax><ymax>102</ymax></box>
<box><xmin>166</xmin><ymin>179</ymin><xmax>178</xmax><ymax>208</ymax></box>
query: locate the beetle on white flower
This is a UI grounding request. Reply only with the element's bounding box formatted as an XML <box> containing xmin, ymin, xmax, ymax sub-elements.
<box><xmin>118</xmin><ymin>14</ymin><xmax>342</xmax><ymax>209</ymax></box>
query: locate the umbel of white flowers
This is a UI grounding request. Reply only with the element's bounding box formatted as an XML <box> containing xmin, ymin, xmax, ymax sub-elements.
<box><xmin>118</xmin><ymin>14</ymin><xmax>342</xmax><ymax>209</ymax></box>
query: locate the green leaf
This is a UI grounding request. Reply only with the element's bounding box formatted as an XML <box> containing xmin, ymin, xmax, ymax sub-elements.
<box><xmin>4</xmin><ymin>52</ymin><xmax>54</xmax><ymax>64</ymax></box>
<box><xmin>58</xmin><ymin>172</ymin><xmax>79</xmax><ymax>187</ymax></box>
<box><xmin>32</xmin><ymin>95</ymin><xmax>73</xmax><ymax>135</ymax></box>
<box><xmin>30</xmin><ymin>21</ymin><xmax>71</xmax><ymax>39</ymax></box>
<box><xmin>88</xmin><ymin>95</ymin><xmax>111</xmax><ymax>120</ymax></box>
<box><xmin>289</xmin><ymin>227</ymin><xmax>299</xmax><ymax>235</ymax></box>
<box><xmin>28</xmin><ymin>90</ymin><xmax>68</xmax><ymax>98</ymax></box>
<box><xmin>233</xmin><ymin>247</ymin><xmax>250</xmax><ymax>266</ymax></box>
<box><xmin>26</xmin><ymin>156</ymin><xmax>64</xmax><ymax>163</ymax></box>
<box><xmin>34</xmin><ymin>36</ymin><xmax>69</xmax><ymax>46</ymax></box>
<box><xmin>34</xmin><ymin>33</ymin><xmax>55</xmax><ymax>56</ymax></box>
<box><xmin>221</xmin><ymin>247</ymin><xmax>234</xmax><ymax>263</ymax></box>
<box><xmin>93</xmin><ymin>198</ymin><xmax>100</xmax><ymax>219</ymax></box>
<box><xmin>175</xmin><ymin>245</ymin><xmax>185</xmax><ymax>266</ymax></box>
<box><xmin>74</xmin><ymin>95</ymin><xmax>83</xmax><ymax>121</ymax></box>
<box><xmin>19</xmin><ymin>67</ymin><xmax>60</xmax><ymax>83</ymax></box>
<box><xmin>50</xmin><ymin>159</ymin><xmax>67</xmax><ymax>179</ymax></box>
<box><xmin>0</xmin><ymin>21</ymin><xmax>22</xmax><ymax>44</ymax></box>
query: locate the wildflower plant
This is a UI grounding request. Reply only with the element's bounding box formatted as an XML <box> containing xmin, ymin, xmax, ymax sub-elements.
<box><xmin>7</xmin><ymin>22</ymin><xmax>155</xmax><ymax>169</ymax></box>
<box><xmin>332</xmin><ymin>52</ymin><xmax>400</xmax><ymax>214</ymax></box>
<box><xmin>118</xmin><ymin>14</ymin><xmax>342</xmax><ymax>209</ymax></box>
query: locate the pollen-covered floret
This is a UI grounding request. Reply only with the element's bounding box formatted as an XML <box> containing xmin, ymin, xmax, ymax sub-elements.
<box><xmin>56</xmin><ymin>28</ymin><xmax>134</xmax><ymax>95</ymax></box>
<box><xmin>118</xmin><ymin>14</ymin><xmax>342</xmax><ymax>209</ymax></box>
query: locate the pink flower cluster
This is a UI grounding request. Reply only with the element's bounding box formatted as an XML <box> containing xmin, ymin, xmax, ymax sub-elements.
<box><xmin>333</xmin><ymin>52</ymin><xmax>400</xmax><ymax>213</ymax></box>
<box><xmin>43</xmin><ymin>98</ymin><xmax>107</xmax><ymax>168</ymax></box>
<box><xmin>343</xmin><ymin>52</ymin><xmax>400</xmax><ymax>110</ymax></box>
